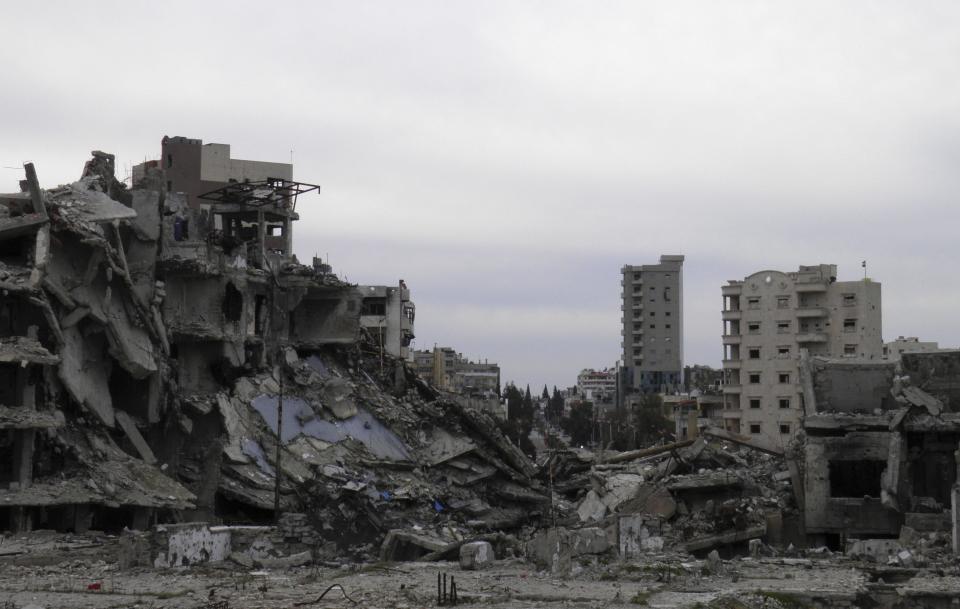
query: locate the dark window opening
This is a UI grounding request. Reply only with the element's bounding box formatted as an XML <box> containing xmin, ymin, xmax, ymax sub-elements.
<box><xmin>222</xmin><ymin>282</ymin><xmax>243</xmax><ymax>327</ymax></box>
<box><xmin>829</xmin><ymin>460</ymin><xmax>884</xmax><ymax>498</ymax></box>
<box><xmin>361</xmin><ymin>298</ymin><xmax>387</xmax><ymax>316</ymax></box>
<box><xmin>166</xmin><ymin>153</ymin><xmax>173</xmax><ymax>168</ymax></box>
<box><xmin>749</xmin><ymin>423</ymin><xmax>761</xmax><ymax>434</ymax></box>
<box><xmin>749</xmin><ymin>398</ymin><xmax>760</xmax><ymax>409</ymax></box>
<box><xmin>748</xmin><ymin>348</ymin><xmax>760</xmax><ymax>359</ymax></box>
<box><xmin>254</xmin><ymin>295</ymin><xmax>267</xmax><ymax>337</ymax></box>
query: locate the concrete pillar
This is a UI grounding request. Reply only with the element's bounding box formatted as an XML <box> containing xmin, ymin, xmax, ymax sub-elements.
<box><xmin>11</xmin><ymin>364</ymin><xmax>36</xmax><ymax>533</ymax></box>
<box><xmin>131</xmin><ymin>508</ymin><xmax>151</xmax><ymax>531</ymax></box>
<box><xmin>952</xmin><ymin>484</ymin><xmax>960</xmax><ymax>555</ymax></box>
<box><xmin>687</xmin><ymin>411</ymin><xmax>699</xmax><ymax>439</ymax></box>
<box><xmin>74</xmin><ymin>504</ymin><xmax>92</xmax><ymax>534</ymax></box>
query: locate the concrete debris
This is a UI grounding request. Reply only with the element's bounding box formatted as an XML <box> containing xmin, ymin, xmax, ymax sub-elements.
<box><xmin>459</xmin><ymin>540</ymin><xmax>494</xmax><ymax>570</ymax></box>
<box><xmin>9</xmin><ymin>144</ymin><xmax>960</xmax><ymax>608</ymax></box>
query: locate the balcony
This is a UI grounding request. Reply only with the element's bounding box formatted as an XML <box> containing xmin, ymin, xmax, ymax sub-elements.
<box><xmin>632</xmin><ymin>328</ymin><xmax>644</xmax><ymax>335</ymax></box>
<box><xmin>722</xmin><ymin>384</ymin><xmax>742</xmax><ymax>395</ymax></box>
<box><xmin>722</xmin><ymin>359</ymin><xmax>741</xmax><ymax>369</ymax></box>
<box><xmin>795</xmin><ymin>307</ymin><xmax>828</xmax><ymax>318</ymax></box>
<box><xmin>722</xmin><ymin>284</ymin><xmax>742</xmax><ymax>296</ymax></box>
<box><xmin>795</xmin><ymin>282</ymin><xmax>828</xmax><ymax>293</ymax></box>
<box><xmin>722</xmin><ymin>334</ymin><xmax>742</xmax><ymax>345</ymax></box>
<box><xmin>721</xmin><ymin>309</ymin><xmax>742</xmax><ymax>321</ymax></box>
<box><xmin>632</xmin><ymin>340</ymin><xmax>643</xmax><ymax>348</ymax></box>
<box><xmin>633</xmin><ymin>303</ymin><xmax>644</xmax><ymax>310</ymax></box>
<box><xmin>796</xmin><ymin>332</ymin><xmax>828</xmax><ymax>343</ymax></box>
<box><xmin>722</xmin><ymin>409</ymin><xmax>742</xmax><ymax>419</ymax></box>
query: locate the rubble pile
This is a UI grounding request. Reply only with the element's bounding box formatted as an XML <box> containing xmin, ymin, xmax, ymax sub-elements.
<box><xmin>205</xmin><ymin>339</ymin><xmax>548</xmax><ymax>561</ymax></box>
<box><xmin>540</xmin><ymin>434</ymin><xmax>797</xmax><ymax>561</ymax></box>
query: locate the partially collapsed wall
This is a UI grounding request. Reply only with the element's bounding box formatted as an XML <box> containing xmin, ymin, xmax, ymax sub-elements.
<box><xmin>0</xmin><ymin>153</ymin><xmax>546</xmax><ymax>555</ymax></box>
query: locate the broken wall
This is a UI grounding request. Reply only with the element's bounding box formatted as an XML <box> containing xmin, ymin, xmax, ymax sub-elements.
<box><xmin>804</xmin><ymin>431</ymin><xmax>901</xmax><ymax>536</ymax></box>
<box><xmin>809</xmin><ymin>359</ymin><xmax>898</xmax><ymax>413</ymax></box>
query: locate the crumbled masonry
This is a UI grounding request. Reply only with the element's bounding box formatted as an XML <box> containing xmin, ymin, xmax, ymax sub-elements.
<box><xmin>5</xmin><ymin>150</ymin><xmax>960</xmax><ymax>607</ymax></box>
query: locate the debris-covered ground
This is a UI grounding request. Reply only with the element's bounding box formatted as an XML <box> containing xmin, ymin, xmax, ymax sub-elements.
<box><xmin>3</xmin><ymin>530</ymin><xmax>960</xmax><ymax>609</ymax></box>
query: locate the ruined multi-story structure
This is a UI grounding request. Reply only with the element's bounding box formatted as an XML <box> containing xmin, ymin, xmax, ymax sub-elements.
<box><xmin>620</xmin><ymin>255</ymin><xmax>684</xmax><ymax>394</ymax></box>
<box><xmin>0</xmin><ymin>145</ymin><xmax>544</xmax><ymax>546</ymax></box>
<box><xmin>720</xmin><ymin>264</ymin><xmax>882</xmax><ymax>445</ymax></box>
<box><xmin>359</xmin><ymin>282</ymin><xmax>415</xmax><ymax>360</ymax></box>
<box><xmin>0</xmin><ymin>144</ymin><xmax>363</xmax><ymax>529</ymax></box>
<box><xmin>799</xmin><ymin>351</ymin><xmax>960</xmax><ymax>547</ymax></box>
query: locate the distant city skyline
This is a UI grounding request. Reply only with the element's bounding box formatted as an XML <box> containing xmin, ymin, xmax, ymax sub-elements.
<box><xmin>3</xmin><ymin>2</ymin><xmax>960</xmax><ymax>390</ymax></box>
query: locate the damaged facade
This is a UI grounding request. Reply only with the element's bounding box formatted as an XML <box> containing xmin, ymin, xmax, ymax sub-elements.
<box><xmin>0</xmin><ymin>144</ymin><xmax>545</xmax><ymax>565</ymax></box>
<box><xmin>799</xmin><ymin>350</ymin><xmax>960</xmax><ymax>550</ymax></box>
<box><xmin>721</xmin><ymin>264</ymin><xmax>882</xmax><ymax>445</ymax></box>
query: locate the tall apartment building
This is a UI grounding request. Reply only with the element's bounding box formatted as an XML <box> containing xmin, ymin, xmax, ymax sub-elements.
<box><xmin>621</xmin><ymin>255</ymin><xmax>685</xmax><ymax>393</ymax></box>
<box><xmin>720</xmin><ymin>264</ymin><xmax>882</xmax><ymax>445</ymax></box>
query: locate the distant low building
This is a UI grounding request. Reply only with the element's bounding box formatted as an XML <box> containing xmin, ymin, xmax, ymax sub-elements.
<box><xmin>412</xmin><ymin>346</ymin><xmax>501</xmax><ymax>401</ymax></box>
<box><xmin>668</xmin><ymin>394</ymin><xmax>727</xmax><ymax>439</ymax></box>
<box><xmin>883</xmin><ymin>336</ymin><xmax>942</xmax><ymax>360</ymax></box>
<box><xmin>683</xmin><ymin>364</ymin><xmax>723</xmax><ymax>395</ymax></box>
<box><xmin>576</xmin><ymin>368</ymin><xmax>617</xmax><ymax>404</ymax></box>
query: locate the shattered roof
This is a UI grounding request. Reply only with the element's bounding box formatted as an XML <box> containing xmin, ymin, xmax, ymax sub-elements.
<box><xmin>0</xmin><ymin>459</ymin><xmax>195</xmax><ymax>509</ymax></box>
<box><xmin>46</xmin><ymin>178</ymin><xmax>136</xmax><ymax>226</ymax></box>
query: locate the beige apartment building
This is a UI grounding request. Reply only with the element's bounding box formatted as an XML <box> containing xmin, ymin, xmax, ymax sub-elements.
<box><xmin>721</xmin><ymin>264</ymin><xmax>882</xmax><ymax>446</ymax></box>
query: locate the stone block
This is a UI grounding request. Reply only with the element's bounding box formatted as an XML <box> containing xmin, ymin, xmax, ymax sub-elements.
<box><xmin>459</xmin><ymin>541</ymin><xmax>494</xmax><ymax>570</ymax></box>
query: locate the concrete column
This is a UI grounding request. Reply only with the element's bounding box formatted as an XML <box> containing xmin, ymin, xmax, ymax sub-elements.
<box><xmin>953</xmin><ymin>484</ymin><xmax>960</xmax><ymax>555</ymax></box>
<box><xmin>131</xmin><ymin>508</ymin><xmax>151</xmax><ymax>531</ymax></box>
<box><xmin>74</xmin><ymin>504</ymin><xmax>92</xmax><ymax>534</ymax></box>
<box><xmin>687</xmin><ymin>411</ymin><xmax>699</xmax><ymax>439</ymax></box>
<box><xmin>11</xmin><ymin>364</ymin><xmax>36</xmax><ymax>532</ymax></box>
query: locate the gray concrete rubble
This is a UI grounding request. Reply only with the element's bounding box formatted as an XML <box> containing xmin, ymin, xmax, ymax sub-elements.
<box><xmin>8</xmin><ymin>149</ymin><xmax>960</xmax><ymax>608</ymax></box>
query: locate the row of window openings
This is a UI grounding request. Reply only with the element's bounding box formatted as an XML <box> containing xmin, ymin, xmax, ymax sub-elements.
<box><xmin>632</xmin><ymin>273</ymin><xmax>672</xmax><ymax>281</ymax></box>
<box><xmin>733</xmin><ymin>294</ymin><xmax>858</xmax><ymax>310</ymax></box>
<box><xmin>744</xmin><ymin>345</ymin><xmax>859</xmax><ymax>358</ymax></box>
<box><xmin>744</xmin><ymin>372</ymin><xmax>791</xmax><ymax>384</ymax></box>
<box><xmin>748</xmin><ymin>397</ymin><xmax>792</xmax><ymax>409</ymax></box>
<box><xmin>632</xmin><ymin>322</ymin><xmax>673</xmax><ymax>330</ymax></box>
<box><xmin>631</xmin><ymin>287</ymin><xmax>674</xmax><ymax>303</ymax></box>
<box><xmin>634</xmin><ymin>349</ymin><xmax>672</xmax><ymax>356</ymax></box>
<box><xmin>739</xmin><ymin>319</ymin><xmax>858</xmax><ymax>333</ymax></box>
<box><xmin>748</xmin><ymin>422</ymin><xmax>792</xmax><ymax>435</ymax></box>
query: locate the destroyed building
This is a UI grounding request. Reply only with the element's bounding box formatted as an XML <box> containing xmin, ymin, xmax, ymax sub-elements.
<box><xmin>358</xmin><ymin>282</ymin><xmax>415</xmax><ymax>359</ymax></box>
<box><xmin>798</xmin><ymin>350</ymin><xmax>960</xmax><ymax>548</ymax></box>
<box><xmin>0</xmin><ymin>145</ymin><xmax>547</xmax><ymax>559</ymax></box>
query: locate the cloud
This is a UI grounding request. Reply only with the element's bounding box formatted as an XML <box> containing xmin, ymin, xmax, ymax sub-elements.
<box><xmin>2</xmin><ymin>1</ymin><xmax>960</xmax><ymax>389</ymax></box>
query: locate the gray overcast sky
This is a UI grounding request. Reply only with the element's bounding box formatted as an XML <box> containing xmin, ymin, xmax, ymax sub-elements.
<box><xmin>2</xmin><ymin>1</ymin><xmax>959</xmax><ymax>390</ymax></box>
